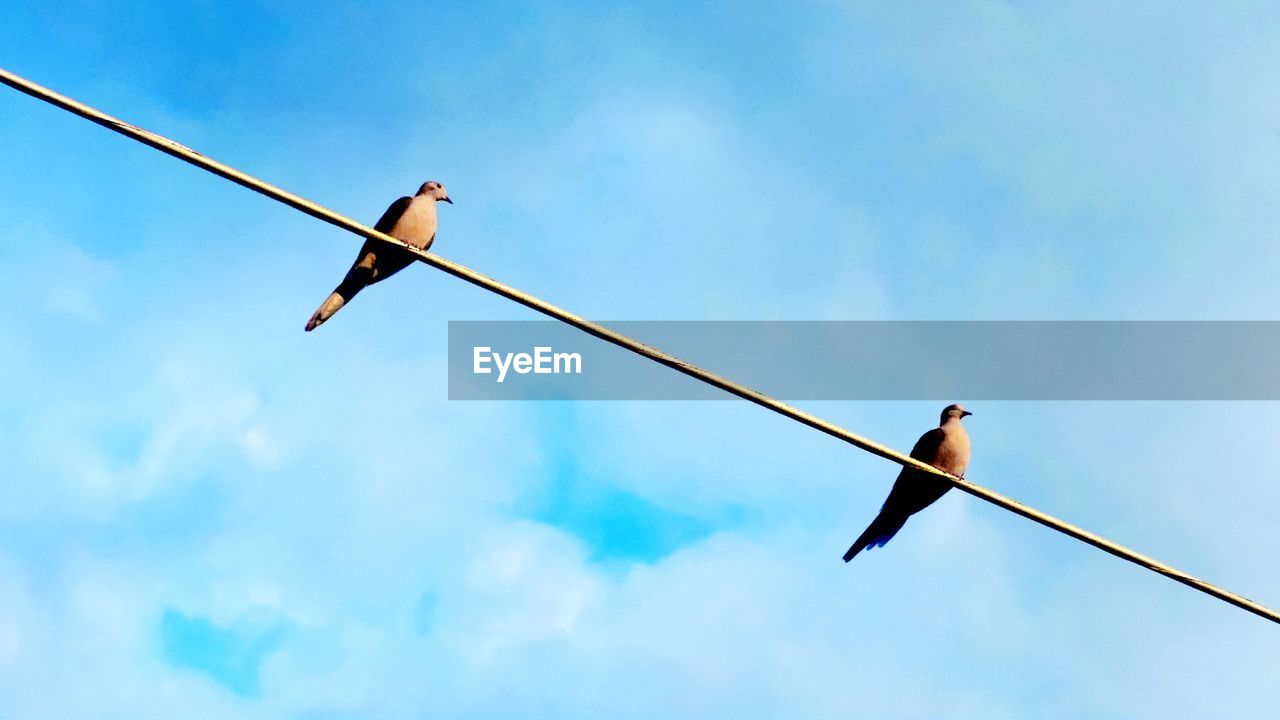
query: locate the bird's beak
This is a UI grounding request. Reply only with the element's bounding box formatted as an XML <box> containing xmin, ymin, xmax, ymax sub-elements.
<box><xmin>961</xmin><ymin>410</ymin><xmax>973</xmax><ymax>417</ymax></box>
<box><xmin>442</xmin><ymin>196</ymin><xmax>453</xmax><ymax>205</ymax></box>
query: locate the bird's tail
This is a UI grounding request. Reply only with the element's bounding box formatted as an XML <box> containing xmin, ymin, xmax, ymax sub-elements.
<box><xmin>304</xmin><ymin>292</ymin><xmax>346</xmax><ymax>332</ymax></box>
<box><xmin>304</xmin><ymin>277</ymin><xmax>364</xmax><ymax>332</ymax></box>
<box><xmin>842</xmin><ymin>513</ymin><xmax>906</xmax><ymax>563</ymax></box>
<box><xmin>306</xmin><ymin>264</ymin><xmax>377</xmax><ymax>332</ymax></box>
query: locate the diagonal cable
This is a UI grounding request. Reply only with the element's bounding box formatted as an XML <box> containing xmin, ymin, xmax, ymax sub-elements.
<box><xmin>2</xmin><ymin>65</ymin><xmax>1275</xmax><ymax>625</ymax></box>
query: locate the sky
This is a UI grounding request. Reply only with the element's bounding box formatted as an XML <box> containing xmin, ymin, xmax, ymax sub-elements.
<box><xmin>2</xmin><ymin>1</ymin><xmax>1279</xmax><ymax>717</ymax></box>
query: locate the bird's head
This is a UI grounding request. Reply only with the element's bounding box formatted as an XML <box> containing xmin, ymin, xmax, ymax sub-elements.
<box><xmin>417</xmin><ymin>180</ymin><xmax>453</xmax><ymax>204</ymax></box>
<box><xmin>941</xmin><ymin>403</ymin><xmax>972</xmax><ymax>423</ymax></box>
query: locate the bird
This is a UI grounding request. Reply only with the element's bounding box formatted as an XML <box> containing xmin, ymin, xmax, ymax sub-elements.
<box><xmin>304</xmin><ymin>180</ymin><xmax>452</xmax><ymax>331</ymax></box>
<box><xmin>843</xmin><ymin>404</ymin><xmax>972</xmax><ymax>562</ymax></box>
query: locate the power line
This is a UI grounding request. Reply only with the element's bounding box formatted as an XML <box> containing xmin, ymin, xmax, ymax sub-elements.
<box><xmin>2</xmin><ymin>65</ymin><xmax>1275</xmax><ymax>626</ymax></box>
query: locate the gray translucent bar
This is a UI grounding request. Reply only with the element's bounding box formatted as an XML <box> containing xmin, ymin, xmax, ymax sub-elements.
<box><xmin>447</xmin><ymin>321</ymin><xmax>1280</xmax><ymax>400</ymax></box>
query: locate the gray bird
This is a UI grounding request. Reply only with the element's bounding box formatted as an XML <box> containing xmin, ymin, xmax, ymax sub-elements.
<box><xmin>305</xmin><ymin>180</ymin><xmax>452</xmax><ymax>331</ymax></box>
<box><xmin>843</xmin><ymin>404</ymin><xmax>972</xmax><ymax>562</ymax></box>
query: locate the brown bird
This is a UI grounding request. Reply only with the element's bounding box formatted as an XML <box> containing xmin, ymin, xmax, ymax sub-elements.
<box><xmin>305</xmin><ymin>180</ymin><xmax>452</xmax><ymax>331</ymax></box>
<box><xmin>843</xmin><ymin>404</ymin><xmax>972</xmax><ymax>562</ymax></box>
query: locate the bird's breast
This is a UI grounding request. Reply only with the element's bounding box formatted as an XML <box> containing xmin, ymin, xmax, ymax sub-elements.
<box><xmin>390</xmin><ymin>199</ymin><xmax>438</xmax><ymax>248</ymax></box>
<box><xmin>934</xmin><ymin>428</ymin><xmax>971</xmax><ymax>476</ymax></box>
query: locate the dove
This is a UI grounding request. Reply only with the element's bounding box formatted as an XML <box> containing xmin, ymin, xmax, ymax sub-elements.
<box><xmin>304</xmin><ymin>180</ymin><xmax>452</xmax><ymax>331</ymax></box>
<box><xmin>843</xmin><ymin>404</ymin><xmax>972</xmax><ymax>562</ymax></box>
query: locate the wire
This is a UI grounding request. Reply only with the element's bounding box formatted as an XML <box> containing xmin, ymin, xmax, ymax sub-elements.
<box><xmin>2</xmin><ymin>64</ymin><xmax>1276</xmax><ymax>625</ymax></box>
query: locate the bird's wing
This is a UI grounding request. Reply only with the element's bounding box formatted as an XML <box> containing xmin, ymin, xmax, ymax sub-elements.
<box><xmin>373</xmin><ymin>196</ymin><xmax>413</xmax><ymax>234</ymax></box>
<box><xmin>908</xmin><ymin>427</ymin><xmax>946</xmax><ymax>462</ymax></box>
<box><xmin>844</xmin><ymin>427</ymin><xmax>952</xmax><ymax>560</ymax></box>
<box><xmin>343</xmin><ymin>196</ymin><xmax>413</xmax><ymax>275</ymax></box>
<box><xmin>876</xmin><ymin>427</ymin><xmax>947</xmax><ymax>514</ymax></box>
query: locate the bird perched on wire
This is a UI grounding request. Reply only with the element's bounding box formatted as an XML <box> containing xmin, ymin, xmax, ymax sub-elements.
<box><xmin>843</xmin><ymin>404</ymin><xmax>972</xmax><ymax>562</ymax></box>
<box><xmin>305</xmin><ymin>180</ymin><xmax>452</xmax><ymax>331</ymax></box>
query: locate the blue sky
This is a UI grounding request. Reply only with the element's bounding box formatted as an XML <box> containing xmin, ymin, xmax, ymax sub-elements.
<box><xmin>2</xmin><ymin>1</ymin><xmax>1280</xmax><ymax>717</ymax></box>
